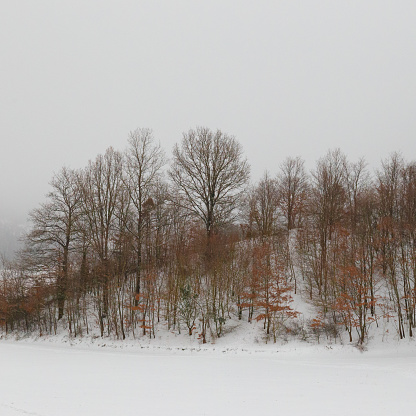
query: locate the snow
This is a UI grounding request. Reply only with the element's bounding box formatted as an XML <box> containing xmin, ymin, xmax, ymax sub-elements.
<box><xmin>1</xmin><ymin>238</ymin><xmax>415</xmax><ymax>416</ymax></box>
<box><xmin>1</xmin><ymin>339</ymin><xmax>415</xmax><ymax>416</ymax></box>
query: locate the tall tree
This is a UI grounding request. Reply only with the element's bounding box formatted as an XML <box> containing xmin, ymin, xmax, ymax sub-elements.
<box><xmin>78</xmin><ymin>147</ymin><xmax>123</xmax><ymax>334</ymax></box>
<box><xmin>376</xmin><ymin>153</ymin><xmax>405</xmax><ymax>338</ymax></box>
<box><xmin>310</xmin><ymin>149</ymin><xmax>347</xmax><ymax>300</ymax></box>
<box><xmin>25</xmin><ymin>167</ymin><xmax>81</xmax><ymax>319</ymax></box>
<box><xmin>123</xmin><ymin>128</ymin><xmax>165</xmax><ymax>302</ymax></box>
<box><xmin>170</xmin><ymin>127</ymin><xmax>250</xmax><ymax>237</ymax></box>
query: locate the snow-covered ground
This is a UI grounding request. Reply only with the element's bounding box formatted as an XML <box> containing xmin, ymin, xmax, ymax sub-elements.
<box><xmin>1</xmin><ymin>338</ymin><xmax>415</xmax><ymax>416</ymax></box>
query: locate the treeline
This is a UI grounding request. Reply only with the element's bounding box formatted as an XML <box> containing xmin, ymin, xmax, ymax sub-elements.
<box><xmin>1</xmin><ymin>127</ymin><xmax>415</xmax><ymax>345</ymax></box>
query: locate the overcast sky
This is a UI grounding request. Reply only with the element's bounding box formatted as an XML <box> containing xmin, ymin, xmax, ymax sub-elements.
<box><xmin>1</xmin><ymin>1</ymin><xmax>416</xmax><ymax>223</ymax></box>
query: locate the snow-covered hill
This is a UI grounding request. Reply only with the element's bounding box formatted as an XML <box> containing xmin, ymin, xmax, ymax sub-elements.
<box><xmin>1</xmin><ymin>267</ymin><xmax>415</xmax><ymax>416</ymax></box>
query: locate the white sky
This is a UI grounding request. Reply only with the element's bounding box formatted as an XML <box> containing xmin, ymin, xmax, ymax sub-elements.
<box><xmin>1</xmin><ymin>1</ymin><xmax>416</xmax><ymax>223</ymax></box>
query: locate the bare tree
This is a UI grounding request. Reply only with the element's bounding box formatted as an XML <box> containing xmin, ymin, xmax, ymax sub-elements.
<box><xmin>170</xmin><ymin>127</ymin><xmax>250</xmax><ymax>237</ymax></box>
<box><xmin>25</xmin><ymin>167</ymin><xmax>81</xmax><ymax>319</ymax></box>
<box><xmin>123</xmin><ymin>128</ymin><xmax>165</xmax><ymax>301</ymax></box>
<box><xmin>277</xmin><ymin>156</ymin><xmax>309</xmax><ymax>231</ymax></box>
<box><xmin>376</xmin><ymin>153</ymin><xmax>406</xmax><ymax>338</ymax></box>
<box><xmin>309</xmin><ymin>149</ymin><xmax>347</xmax><ymax>301</ymax></box>
<box><xmin>247</xmin><ymin>172</ymin><xmax>278</xmax><ymax>238</ymax></box>
<box><xmin>78</xmin><ymin>147</ymin><xmax>123</xmax><ymax>334</ymax></box>
<box><xmin>398</xmin><ymin>161</ymin><xmax>416</xmax><ymax>336</ymax></box>
<box><xmin>344</xmin><ymin>158</ymin><xmax>369</xmax><ymax>234</ymax></box>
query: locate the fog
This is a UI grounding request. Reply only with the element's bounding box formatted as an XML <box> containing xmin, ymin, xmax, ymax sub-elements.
<box><xmin>1</xmin><ymin>1</ymin><xmax>415</xmax><ymax>224</ymax></box>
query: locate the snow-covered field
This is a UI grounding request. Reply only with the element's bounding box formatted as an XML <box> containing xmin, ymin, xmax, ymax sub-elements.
<box><xmin>1</xmin><ymin>339</ymin><xmax>415</xmax><ymax>416</ymax></box>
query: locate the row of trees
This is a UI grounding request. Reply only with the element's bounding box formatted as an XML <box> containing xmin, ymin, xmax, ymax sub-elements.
<box><xmin>1</xmin><ymin>128</ymin><xmax>415</xmax><ymax>345</ymax></box>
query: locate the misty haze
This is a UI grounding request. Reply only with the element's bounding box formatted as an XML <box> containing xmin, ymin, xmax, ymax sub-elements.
<box><xmin>1</xmin><ymin>2</ymin><xmax>416</xmax><ymax>416</ymax></box>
